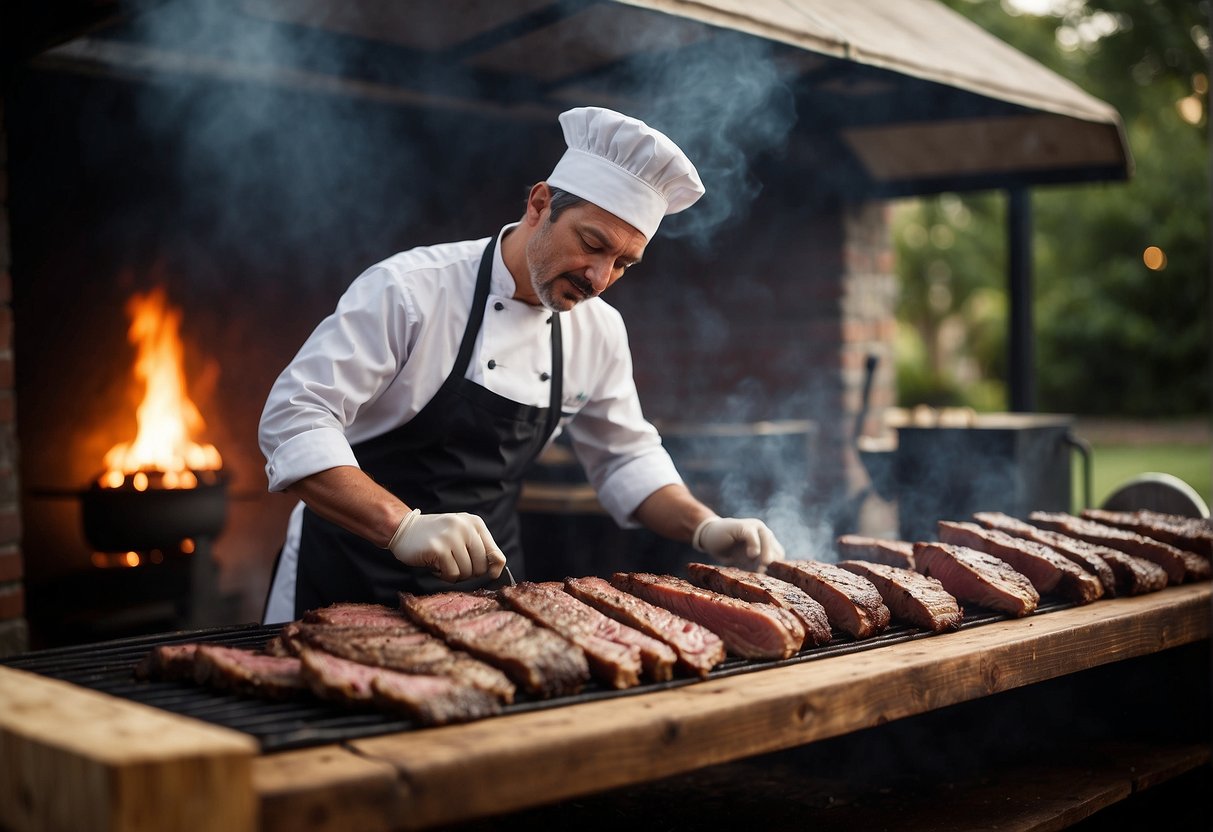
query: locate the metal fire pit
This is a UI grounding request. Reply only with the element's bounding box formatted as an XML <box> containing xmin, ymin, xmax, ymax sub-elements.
<box><xmin>80</xmin><ymin>474</ymin><xmax>228</xmax><ymax>552</ymax></box>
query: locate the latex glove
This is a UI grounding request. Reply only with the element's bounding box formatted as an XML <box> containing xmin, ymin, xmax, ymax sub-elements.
<box><xmin>387</xmin><ymin>509</ymin><xmax>506</xmax><ymax>582</ymax></box>
<box><xmin>692</xmin><ymin>516</ymin><xmax>784</xmax><ymax>568</ymax></box>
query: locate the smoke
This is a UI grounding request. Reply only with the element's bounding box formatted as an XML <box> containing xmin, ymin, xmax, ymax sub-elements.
<box><xmin>614</xmin><ymin>33</ymin><xmax>800</xmax><ymax>249</ymax></box>
<box><xmin>116</xmin><ymin>1</ymin><xmax>438</xmax><ymax>287</ymax></box>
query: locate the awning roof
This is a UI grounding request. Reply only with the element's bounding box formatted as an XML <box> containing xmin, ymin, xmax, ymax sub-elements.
<box><xmin>614</xmin><ymin>0</ymin><xmax>1131</xmax><ymax>192</ymax></box>
<box><xmin>10</xmin><ymin>0</ymin><xmax>1132</xmax><ymax>196</ymax></box>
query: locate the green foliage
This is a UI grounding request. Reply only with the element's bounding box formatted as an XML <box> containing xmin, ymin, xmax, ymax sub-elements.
<box><xmin>900</xmin><ymin>0</ymin><xmax>1211</xmax><ymax>416</ymax></box>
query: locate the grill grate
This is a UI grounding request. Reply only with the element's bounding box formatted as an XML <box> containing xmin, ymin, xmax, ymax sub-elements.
<box><xmin>2</xmin><ymin>602</ymin><xmax>1072</xmax><ymax>752</ymax></box>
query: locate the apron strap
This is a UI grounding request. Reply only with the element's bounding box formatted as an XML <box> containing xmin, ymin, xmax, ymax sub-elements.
<box><xmin>441</xmin><ymin>234</ymin><xmax>497</xmax><ymax>393</ymax></box>
<box><xmin>443</xmin><ymin>232</ymin><xmax>563</xmax><ymax>439</ymax></box>
<box><xmin>544</xmin><ymin>311</ymin><xmax>563</xmax><ymax>438</ymax></box>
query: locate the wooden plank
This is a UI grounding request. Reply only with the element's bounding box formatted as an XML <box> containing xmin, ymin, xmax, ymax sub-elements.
<box><xmin>319</xmin><ymin>584</ymin><xmax>1209</xmax><ymax>829</ymax></box>
<box><xmin>253</xmin><ymin>746</ymin><xmax>404</xmax><ymax>832</ymax></box>
<box><xmin>0</xmin><ymin>666</ymin><xmax>257</xmax><ymax>832</ymax></box>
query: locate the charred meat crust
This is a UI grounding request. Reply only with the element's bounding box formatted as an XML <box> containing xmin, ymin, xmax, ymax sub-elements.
<box><xmin>400</xmin><ymin>591</ymin><xmax>589</xmax><ymax>698</ymax></box>
<box><xmin>937</xmin><ymin>520</ymin><xmax>1104</xmax><ymax>605</ymax></box>
<box><xmin>836</xmin><ymin>535</ymin><xmax>916</xmax><ymax>570</ymax></box>
<box><xmin>686</xmin><ymin>562</ymin><xmax>832</xmax><ymax>647</ymax></box>
<box><xmin>501</xmin><ymin>582</ymin><xmax>646</xmax><ymax>689</ymax></box>
<box><xmin>564</xmin><ymin>576</ymin><xmax>725</xmax><ymax>677</ymax></box>
<box><xmin>837</xmin><ymin>560</ymin><xmax>963</xmax><ymax>632</ymax></box>
<box><xmin>765</xmin><ymin>560</ymin><xmax>892</xmax><ymax>639</ymax></box>
<box><xmin>973</xmin><ymin>512</ymin><xmax>1119</xmax><ymax>596</ymax></box>
<box><xmin>1030</xmin><ymin>512</ymin><xmax>1210</xmax><ymax>585</ymax></box>
<box><xmin>612</xmin><ymin>572</ymin><xmax>804</xmax><ymax>660</ymax></box>
<box><xmin>913</xmin><ymin>542</ymin><xmax>1039</xmax><ymax>618</ymax></box>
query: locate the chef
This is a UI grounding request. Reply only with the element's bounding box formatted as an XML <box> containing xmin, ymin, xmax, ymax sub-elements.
<box><xmin>260</xmin><ymin>106</ymin><xmax>785</xmax><ymax>624</ymax></box>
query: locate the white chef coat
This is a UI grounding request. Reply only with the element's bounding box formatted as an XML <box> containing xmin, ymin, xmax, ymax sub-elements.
<box><xmin>259</xmin><ymin>225</ymin><xmax>682</xmax><ymax>623</ymax></box>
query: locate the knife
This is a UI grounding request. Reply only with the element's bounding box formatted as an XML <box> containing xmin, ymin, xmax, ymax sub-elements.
<box><xmin>503</xmin><ymin>565</ymin><xmax>517</xmax><ymax>587</ymax></box>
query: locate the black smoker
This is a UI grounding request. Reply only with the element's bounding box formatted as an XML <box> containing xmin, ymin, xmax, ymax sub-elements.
<box><xmin>78</xmin><ymin>471</ymin><xmax>230</xmax><ymax>629</ymax></box>
<box><xmin>856</xmin><ymin>357</ymin><xmax>1091</xmax><ymax>543</ymax></box>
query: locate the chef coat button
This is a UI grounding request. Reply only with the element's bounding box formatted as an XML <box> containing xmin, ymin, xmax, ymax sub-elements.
<box><xmin>540</xmin><ymin>372</ymin><xmax>550</xmax><ymax>382</ymax></box>
<box><xmin>487</xmin><ymin>359</ymin><xmax>496</xmax><ymax>370</ymax></box>
<box><xmin>494</xmin><ymin>302</ymin><xmax>504</xmax><ymax>311</ymax></box>
<box><xmin>546</xmin><ymin>316</ymin><xmax>553</xmax><ymax>324</ymax></box>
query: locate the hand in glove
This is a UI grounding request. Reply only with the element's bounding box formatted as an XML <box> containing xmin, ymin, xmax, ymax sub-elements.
<box><xmin>692</xmin><ymin>516</ymin><xmax>785</xmax><ymax>568</ymax></box>
<box><xmin>387</xmin><ymin>509</ymin><xmax>506</xmax><ymax>582</ymax></box>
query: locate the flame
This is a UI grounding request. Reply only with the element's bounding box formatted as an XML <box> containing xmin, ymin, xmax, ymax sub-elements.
<box><xmin>101</xmin><ymin>287</ymin><xmax>221</xmax><ymax>488</ymax></box>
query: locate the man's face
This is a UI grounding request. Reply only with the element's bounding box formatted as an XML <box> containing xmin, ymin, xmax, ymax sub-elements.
<box><xmin>524</xmin><ymin>199</ymin><xmax>647</xmax><ymax>312</ymax></box>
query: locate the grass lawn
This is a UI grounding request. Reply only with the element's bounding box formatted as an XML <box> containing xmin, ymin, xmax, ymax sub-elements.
<box><xmin>1072</xmin><ymin>442</ymin><xmax>1212</xmax><ymax>514</ymax></box>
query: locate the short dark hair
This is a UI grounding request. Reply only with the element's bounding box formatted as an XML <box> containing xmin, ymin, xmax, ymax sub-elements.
<box><xmin>547</xmin><ymin>187</ymin><xmax>586</xmax><ymax>222</ymax></box>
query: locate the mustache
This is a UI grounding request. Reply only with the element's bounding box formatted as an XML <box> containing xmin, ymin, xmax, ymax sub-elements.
<box><xmin>564</xmin><ymin>273</ymin><xmax>594</xmax><ymax>298</ymax></box>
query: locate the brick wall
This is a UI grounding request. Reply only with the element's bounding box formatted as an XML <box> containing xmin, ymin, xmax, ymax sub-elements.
<box><xmin>0</xmin><ymin>95</ymin><xmax>27</xmax><ymax>656</ymax></box>
<box><xmin>615</xmin><ymin>193</ymin><xmax>899</xmax><ymax>540</ymax></box>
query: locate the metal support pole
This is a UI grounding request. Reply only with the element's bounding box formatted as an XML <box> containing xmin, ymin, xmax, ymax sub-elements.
<box><xmin>1008</xmin><ymin>187</ymin><xmax>1035</xmax><ymax>412</ymax></box>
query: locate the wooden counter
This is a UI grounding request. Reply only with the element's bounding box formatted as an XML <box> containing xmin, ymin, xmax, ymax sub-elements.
<box><xmin>255</xmin><ymin>583</ymin><xmax>1211</xmax><ymax>831</ymax></box>
<box><xmin>2</xmin><ymin>583</ymin><xmax>1209</xmax><ymax>832</ymax></box>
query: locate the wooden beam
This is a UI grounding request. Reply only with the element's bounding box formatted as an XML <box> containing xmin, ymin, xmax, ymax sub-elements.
<box><xmin>0</xmin><ymin>666</ymin><xmax>257</xmax><ymax>832</ymax></box>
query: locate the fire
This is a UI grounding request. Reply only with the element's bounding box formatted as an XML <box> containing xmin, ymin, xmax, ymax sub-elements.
<box><xmin>100</xmin><ymin>287</ymin><xmax>222</xmax><ymax>489</ymax></box>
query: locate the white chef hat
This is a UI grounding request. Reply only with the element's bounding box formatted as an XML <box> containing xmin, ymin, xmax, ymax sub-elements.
<box><xmin>546</xmin><ymin>106</ymin><xmax>705</xmax><ymax>239</ymax></box>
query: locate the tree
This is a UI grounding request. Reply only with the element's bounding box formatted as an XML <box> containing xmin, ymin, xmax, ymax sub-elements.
<box><xmin>900</xmin><ymin>0</ymin><xmax>1211</xmax><ymax>416</ymax></box>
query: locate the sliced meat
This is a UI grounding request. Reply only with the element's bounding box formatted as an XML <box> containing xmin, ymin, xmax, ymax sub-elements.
<box><xmin>837</xmin><ymin>560</ymin><xmax>963</xmax><ymax>632</ymax></box>
<box><xmin>686</xmin><ymin>562</ymin><xmax>832</xmax><ymax>646</ymax></box>
<box><xmin>938</xmin><ymin>521</ymin><xmax>1104</xmax><ymax>605</ymax></box>
<box><xmin>262</xmin><ymin>625</ymin><xmax>297</xmax><ymax>657</ymax></box>
<box><xmin>501</xmin><ymin>582</ymin><xmax>645</xmax><ymax>689</ymax></box>
<box><xmin>192</xmin><ymin>645</ymin><xmax>306</xmax><ymax>699</ymax></box>
<box><xmin>913</xmin><ymin>543</ymin><xmax>1039</xmax><ymax>618</ymax></box>
<box><xmin>297</xmin><ymin>648</ymin><xmax>500</xmax><ymax>726</ymax></box>
<box><xmin>836</xmin><ymin>535</ymin><xmax>916</xmax><ymax>570</ymax></box>
<box><xmin>564</xmin><ymin>576</ymin><xmax>725</xmax><ymax>678</ymax></box>
<box><xmin>134</xmin><ymin>642</ymin><xmax>199</xmax><ymax>681</ymax></box>
<box><xmin>1081</xmin><ymin>509</ymin><xmax>1213</xmax><ymax>558</ymax></box>
<box><xmin>1030</xmin><ymin>512</ymin><xmax>1209</xmax><ymax>584</ymax></box>
<box><xmin>1081</xmin><ymin>546</ymin><xmax>1170</xmax><ymax>595</ymax></box>
<box><xmin>298</xmin><ymin>624</ymin><xmax>515</xmax><ymax>703</ymax></box>
<box><xmin>766</xmin><ymin>560</ymin><xmax>892</xmax><ymax>639</ymax></box>
<box><xmin>304</xmin><ymin>602</ymin><xmax>418</xmax><ymax>629</ymax></box>
<box><xmin>973</xmin><ymin>512</ymin><xmax>1118</xmax><ymax>597</ymax></box>
<box><xmin>612</xmin><ymin>573</ymin><xmax>804</xmax><ymax>660</ymax></box>
<box><xmin>401</xmin><ymin>592</ymin><xmax>589</xmax><ymax>698</ymax></box>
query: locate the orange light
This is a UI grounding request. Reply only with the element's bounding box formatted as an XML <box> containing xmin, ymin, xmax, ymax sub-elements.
<box><xmin>100</xmin><ymin>287</ymin><xmax>221</xmax><ymax>489</ymax></box>
<box><xmin>1143</xmin><ymin>246</ymin><xmax>1167</xmax><ymax>271</ymax></box>
<box><xmin>124</xmin><ymin>551</ymin><xmax>141</xmax><ymax>567</ymax></box>
<box><xmin>180</xmin><ymin>538</ymin><xmax>196</xmax><ymax>554</ymax></box>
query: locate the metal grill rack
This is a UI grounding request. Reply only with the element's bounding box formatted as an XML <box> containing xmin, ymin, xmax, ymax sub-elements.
<box><xmin>2</xmin><ymin>602</ymin><xmax>1072</xmax><ymax>752</ymax></box>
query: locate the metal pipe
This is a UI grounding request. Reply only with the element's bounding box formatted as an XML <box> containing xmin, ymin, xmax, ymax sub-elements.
<box><xmin>1008</xmin><ymin>187</ymin><xmax>1035</xmax><ymax>412</ymax></box>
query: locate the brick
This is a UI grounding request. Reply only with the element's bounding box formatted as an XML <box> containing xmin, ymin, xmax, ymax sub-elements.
<box><xmin>0</xmin><ymin>545</ymin><xmax>19</xmax><ymax>581</ymax></box>
<box><xmin>0</xmin><ymin>618</ymin><xmax>28</xmax><ymax>658</ymax></box>
<box><xmin>0</xmin><ymin>583</ymin><xmax>24</xmax><ymax>620</ymax></box>
<box><xmin>0</xmin><ymin>353</ymin><xmax>11</xmax><ymax>389</ymax></box>
<box><xmin>0</xmin><ymin>505</ymin><xmax>20</xmax><ymax>544</ymax></box>
<box><xmin>0</xmin><ymin>273</ymin><xmax>9</xmax><ymax>303</ymax></box>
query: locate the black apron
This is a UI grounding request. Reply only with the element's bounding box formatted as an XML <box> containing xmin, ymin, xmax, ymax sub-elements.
<box><xmin>294</xmin><ymin>235</ymin><xmax>563</xmax><ymax>616</ymax></box>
